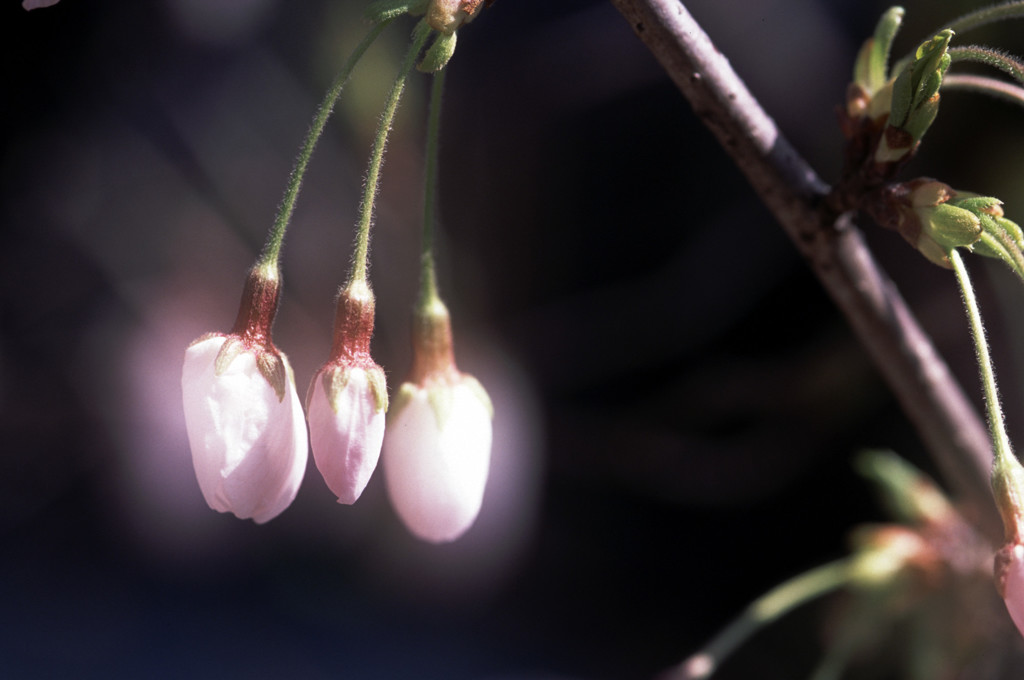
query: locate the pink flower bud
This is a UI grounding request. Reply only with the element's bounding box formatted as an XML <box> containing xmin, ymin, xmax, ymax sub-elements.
<box><xmin>383</xmin><ymin>297</ymin><xmax>493</xmax><ymax>543</ymax></box>
<box><xmin>181</xmin><ymin>265</ymin><xmax>308</xmax><ymax>523</ymax></box>
<box><xmin>307</xmin><ymin>280</ymin><xmax>388</xmax><ymax>505</ymax></box>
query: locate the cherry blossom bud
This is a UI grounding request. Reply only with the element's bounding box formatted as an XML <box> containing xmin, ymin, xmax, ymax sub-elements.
<box><xmin>383</xmin><ymin>296</ymin><xmax>493</xmax><ymax>543</ymax></box>
<box><xmin>181</xmin><ymin>263</ymin><xmax>308</xmax><ymax>523</ymax></box>
<box><xmin>307</xmin><ymin>279</ymin><xmax>388</xmax><ymax>505</ymax></box>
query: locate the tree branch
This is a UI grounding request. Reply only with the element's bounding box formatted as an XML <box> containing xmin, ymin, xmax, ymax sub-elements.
<box><xmin>609</xmin><ymin>0</ymin><xmax>998</xmax><ymax>538</ymax></box>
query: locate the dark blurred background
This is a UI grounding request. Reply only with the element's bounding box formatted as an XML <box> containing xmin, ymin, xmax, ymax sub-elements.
<box><xmin>6</xmin><ymin>0</ymin><xmax>1024</xmax><ymax>678</ymax></box>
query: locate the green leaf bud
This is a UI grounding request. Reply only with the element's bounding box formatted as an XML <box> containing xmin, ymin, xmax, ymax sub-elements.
<box><xmin>418</xmin><ymin>31</ymin><xmax>457</xmax><ymax>72</ymax></box>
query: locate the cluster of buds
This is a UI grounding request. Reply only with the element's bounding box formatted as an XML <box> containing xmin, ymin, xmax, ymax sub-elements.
<box><xmin>840</xmin><ymin>8</ymin><xmax>951</xmax><ymax>183</ymax></box>
<box><xmin>867</xmin><ymin>179</ymin><xmax>1024</xmax><ymax>270</ymax></box>
<box><xmin>181</xmin><ymin>0</ymin><xmax>495</xmax><ymax>541</ymax></box>
<box><xmin>368</xmin><ymin>0</ymin><xmax>492</xmax><ymax>72</ymax></box>
<box><xmin>182</xmin><ymin>264</ymin><xmax>493</xmax><ymax>542</ymax></box>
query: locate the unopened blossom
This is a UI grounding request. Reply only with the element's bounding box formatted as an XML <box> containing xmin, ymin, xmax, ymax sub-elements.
<box><xmin>181</xmin><ymin>263</ymin><xmax>308</xmax><ymax>523</ymax></box>
<box><xmin>383</xmin><ymin>296</ymin><xmax>492</xmax><ymax>543</ymax></box>
<box><xmin>307</xmin><ymin>279</ymin><xmax>388</xmax><ymax>505</ymax></box>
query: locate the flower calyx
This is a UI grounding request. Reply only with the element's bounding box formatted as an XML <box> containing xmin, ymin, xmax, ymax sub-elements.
<box><xmin>191</xmin><ymin>263</ymin><xmax>289</xmax><ymax>401</ymax></box>
<box><xmin>181</xmin><ymin>262</ymin><xmax>308</xmax><ymax>523</ymax></box>
<box><xmin>318</xmin><ymin>278</ymin><xmax>389</xmax><ymax>413</ymax></box>
<box><xmin>868</xmin><ymin>179</ymin><xmax>987</xmax><ymax>267</ymax></box>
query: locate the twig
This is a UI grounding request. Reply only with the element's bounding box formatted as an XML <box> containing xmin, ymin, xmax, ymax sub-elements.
<box><xmin>608</xmin><ymin>0</ymin><xmax>998</xmax><ymax>538</ymax></box>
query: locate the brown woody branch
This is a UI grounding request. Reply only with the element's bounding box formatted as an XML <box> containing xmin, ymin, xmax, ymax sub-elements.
<box><xmin>609</xmin><ymin>0</ymin><xmax>998</xmax><ymax>538</ymax></box>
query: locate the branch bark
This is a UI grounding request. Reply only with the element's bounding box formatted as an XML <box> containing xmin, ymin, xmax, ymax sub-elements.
<box><xmin>609</xmin><ymin>0</ymin><xmax>998</xmax><ymax>538</ymax></box>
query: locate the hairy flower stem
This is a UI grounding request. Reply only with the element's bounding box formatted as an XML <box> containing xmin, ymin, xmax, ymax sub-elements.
<box><xmin>944</xmin><ymin>1</ymin><xmax>1024</xmax><ymax>36</ymax></box>
<box><xmin>949</xmin><ymin>249</ymin><xmax>1014</xmax><ymax>470</ymax></box>
<box><xmin>350</xmin><ymin>20</ymin><xmax>432</xmax><ymax>284</ymax></box>
<box><xmin>258</xmin><ymin>20</ymin><xmax>392</xmax><ymax>269</ymax></box>
<box><xmin>418</xmin><ymin>67</ymin><xmax>446</xmax><ymax>310</ymax></box>
<box><xmin>949</xmin><ymin>46</ymin><xmax>1024</xmax><ymax>88</ymax></box>
<box><xmin>671</xmin><ymin>559</ymin><xmax>854</xmax><ymax>679</ymax></box>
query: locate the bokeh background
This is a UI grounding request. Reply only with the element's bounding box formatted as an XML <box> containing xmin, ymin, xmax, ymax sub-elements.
<box><xmin>6</xmin><ymin>0</ymin><xmax>1024</xmax><ymax>677</ymax></box>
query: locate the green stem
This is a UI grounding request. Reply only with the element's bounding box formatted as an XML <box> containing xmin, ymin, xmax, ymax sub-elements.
<box><xmin>949</xmin><ymin>249</ymin><xmax>1014</xmax><ymax>466</ymax></box>
<box><xmin>949</xmin><ymin>46</ymin><xmax>1024</xmax><ymax>88</ymax></box>
<box><xmin>418</xmin><ymin>66</ymin><xmax>446</xmax><ymax>308</ymax></box>
<box><xmin>258</xmin><ymin>20</ymin><xmax>392</xmax><ymax>269</ymax></box>
<box><xmin>350</xmin><ymin>20</ymin><xmax>432</xmax><ymax>284</ymax></box>
<box><xmin>945</xmin><ymin>1</ymin><xmax>1024</xmax><ymax>35</ymax></box>
<box><xmin>943</xmin><ymin>73</ymin><xmax>1024</xmax><ymax>108</ymax></box>
<box><xmin>671</xmin><ymin>559</ymin><xmax>853</xmax><ymax>679</ymax></box>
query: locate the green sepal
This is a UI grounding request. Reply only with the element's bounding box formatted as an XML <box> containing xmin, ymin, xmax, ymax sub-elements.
<box><xmin>854</xmin><ymin>7</ymin><xmax>905</xmax><ymax>96</ymax></box>
<box><xmin>322</xmin><ymin>365</ymin><xmax>353</xmax><ymax>414</ymax></box>
<box><xmin>256</xmin><ymin>351</ymin><xmax>288</xmax><ymax>402</ymax></box>
<box><xmin>367</xmin><ymin>365</ymin><xmax>390</xmax><ymax>413</ymax></box>
<box><xmin>321</xmin><ymin>364</ymin><xmax>390</xmax><ymax>414</ymax></box>
<box><xmin>997</xmin><ymin>215</ymin><xmax>1024</xmax><ymax>248</ymax></box>
<box><xmin>418</xmin><ymin>31</ymin><xmax>457</xmax><ymax>73</ymax></box>
<box><xmin>902</xmin><ymin>96</ymin><xmax>939</xmax><ymax>141</ymax></box>
<box><xmin>953</xmin><ymin>195</ymin><xmax>1003</xmax><ymax>214</ymax></box>
<box><xmin>390</xmin><ymin>382</ymin><xmax>418</xmax><ymax>420</ymax></box>
<box><xmin>426</xmin><ymin>382</ymin><xmax>455</xmax><ymax>430</ymax></box>
<box><xmin>925</xmin><ymin>203</ymin><xmax>981</xmax><ymax>248</ymax></box>
<box><xmin>214</xmin><ymin>336</ymin><xmax>246</xmax><ymax>376</ymax></box>
<box><xmin>971</xmin><ymin>215</ymin><xmax>1024</xmax><ymax>283</ymax></box>
<box><xmin>889</xmin><ymin>62</ymin><xmax>914</xmax><ymax>127</ymax></box>
<box><xmin>910</xmin><ymin>31</ymin><xmax>952</xmax><ymax>106</ymax></box>
<box><xmin>889</xmin><ymin>30</ymin><xmax>951</xmax><ymax>133</ymax></box>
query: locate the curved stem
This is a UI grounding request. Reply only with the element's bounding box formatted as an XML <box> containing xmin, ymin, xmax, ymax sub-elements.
<box><xmin>944</xmin><ymin>1</ymin><xmax>1024</xmax><ymax>35</ymax></box>
<box><xmin>418</xmin><ymin>66</ymin><xmax>446</xmax><ymax>308</ymax></box>
<box><xmin>949</xmin><ymin>248</ymin><xmax>1014</xmax><ymax>467</ymax></box>
<box><xmin>259</xmin><ymin>19</ymin><xmax>392</xmax><ymax>269</ymax></box>
<box><xmin>669</xmin><ymin>559</ymin><xmax>854</xmax><ymax>679</ymax></box>
<box><xmin>949</xmin><ymin>46</ymin><xmax>1024</xmax><ymax>88</ymax></box>
<box><xmin>943</xmin><ymin>73</ymin><xmax>1024</xmax><ymax>108</ymax></box>
<box><xmin>350</xmin><ymin>20</ymin><xmax>432</xmax><ymax>283</ymax></box>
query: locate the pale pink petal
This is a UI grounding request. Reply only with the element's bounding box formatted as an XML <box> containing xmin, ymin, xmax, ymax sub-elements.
<box><xmin>181</xmin><ymin>336</ymin><xmax>308</xmax><ymax>523</ymax></box>
<box><xmin>308</xmin><ymin>367</ymin><xmax>386</xmax><ymax>504</ymax></box>
<box><xmin>383</xmin><ymin>378</ymin><xmax>492</xmax><ymax>543</ymax></box>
